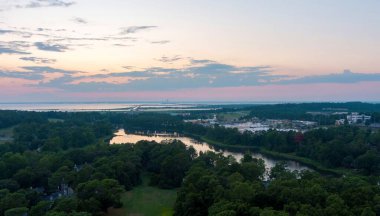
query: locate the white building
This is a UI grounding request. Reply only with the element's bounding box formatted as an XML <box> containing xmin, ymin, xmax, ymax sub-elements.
<box><xmin>346</xmin><ymin>112</ymin><xmax>371</xmax><ymax>124</ymax></box>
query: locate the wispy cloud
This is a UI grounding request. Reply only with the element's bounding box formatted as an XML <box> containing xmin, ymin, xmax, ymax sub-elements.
<box><xmin>71</xmin><ymin>17</ymin><xmax>88</xmax><ymax>24</ymax></box>
<box><xmin>21</xmin><ymin>66</ymin><xmax>75</xmax><ymax>73</ymax></box>
<box><xmin>0</xmin><ymin>66</ymin><xmax>75</xmax><ymax>81</ymax></box>
<box><xmin>282</xmin><ymin>70</ymin><xmax>380</xmax><ymax>84</ymax></box>
<box><xmin>150</xmin><ymin>40</ymin><xmax>170</xmax><ymax>44</ymax></box>
<box><xmin>122</xmin><ymin>66</ymin><xmax>134</xmax><ymax>70</ymax></box>
<box><xmin>190</xmin><ymin>58</ymin><xmax>216</xmax><ymax>65</ymax></box>
<box><xmin>17</xmin><ymin>0</ymin><xmax>75</xmax><ymax>9</ymax></box>
<box><xmin>36</xmin><ymin>27</ymin><xmax>52</xmax><ymax>32</ymax></box>
<box><xmin>0</xmin><ymin>41</ymin><xmax>30</xmax><ymax>50</ymax></box>
<box><xmin>35</xmin><ymin>60</ymin><xmax>281</xmax><ymax>91</ymax></box>
<box><xmin>0</xmin><ymin>26</ymin><xmax>139</xmax><ymax>48</ymax></box>
<box><xmin>0</xmin><ymin>28</ymin><xmax>33</xmax><ymax>38</ymax></box>
<box><xmin>120</xmin><ymin>26</ymin><xmax>157</xmax><ymax>34</ymax></box>
<box><xmin>0</xmin><ymin>70</ymin><xmax>44</xmax><ymax>80</ymax></box>
<box><xmin>2</xmin><ymin>59</ymin><xmax>380</xmax><ymax>96</ymax></box>
<box><xmin>0</xmin><ymin>41</ymin><xmax>31</xmax><ymax>55</ymax></box>
<box><xmin>55</xmin><ymin>67</ymin><xmax>380</xmax><ymax>93</ymax></box>
<box><xmin>34</xmin><ymin>42</ymin><xmax>68</xmax><ymax>52</ymax></box>
<box><xmin>0</xmin><ymin>29</ymin><xmax>15</xmax><ymax>34</ymax></box>
<box><xmin>0</xmin><ymin>46</ymin><xmax>30</xmax><ymax>55</ymax></box>
<box><xmin>20</xmin><ymin>56</ymin><xmax>56</xmax><ymax>64</ymax></box>
<box><xmin>155</xmin><ymin>55</ymin><xmax>182</xmax><ymax>63</ymax></box>
<box><xmin>113</xmin><ymin>43</ymin><xmax>132</xmax><ymax>47</ymax></box>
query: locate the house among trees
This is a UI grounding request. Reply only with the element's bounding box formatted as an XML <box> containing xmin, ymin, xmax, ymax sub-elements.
<box><xmin>44</xmin><ymin>182</ymin><xmax>74</xmax><ymax>201</ymax></box>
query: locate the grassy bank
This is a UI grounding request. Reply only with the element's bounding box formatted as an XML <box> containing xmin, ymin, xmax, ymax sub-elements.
<box><xmin>198</xmin><ymin>136</ymin><xmax>347</xmax><ymax>176</ymax></box>
<box><xmin>200</xmin><ymin>136</ymin><xmax>260</xmax><ymax>152</ymax></box>
<box><xmin>107</xmin><ymin>174</ymin><xmax>177</xmax><ymax>216</ymax></box>
<box><xmin>258</xmin><ymin>148</ymin><xmax>347</xmax><ymax>176</ymax></box>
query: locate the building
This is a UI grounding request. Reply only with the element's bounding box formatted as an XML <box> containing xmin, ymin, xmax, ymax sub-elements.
<box><xmin>346</xmin><ymin>112</ymin><xmax>371</xmax><ymax>124</ymax></box>
<box><xmin>335</xmin><ymin>119</ymin><xmax>346</xmax><ymax>125</ymax></box>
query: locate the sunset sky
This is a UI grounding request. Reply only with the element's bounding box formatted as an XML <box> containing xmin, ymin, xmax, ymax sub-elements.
<box><xmin>0</xmin><ymin>0</ymin><xmax>379</xmax><ymax>102</ymax></box>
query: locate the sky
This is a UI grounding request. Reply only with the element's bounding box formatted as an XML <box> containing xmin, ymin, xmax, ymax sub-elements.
<box><xmin>0</xmin><ymin>0</ymin><xmax>379</xmax><ymax>102</ymax></box>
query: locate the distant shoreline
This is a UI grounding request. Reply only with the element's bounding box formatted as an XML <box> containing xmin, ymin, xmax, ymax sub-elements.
<box><xmin>1</xmin><ymin>101</ymin><xmax>379</xmax><ymax>104</ymax></box>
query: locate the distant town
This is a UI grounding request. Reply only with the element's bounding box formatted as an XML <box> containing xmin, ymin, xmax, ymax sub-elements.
<box><xmin>185</xmin><ymin>110</ymin><xmax>380</xmax><ymax>133</ymax></box>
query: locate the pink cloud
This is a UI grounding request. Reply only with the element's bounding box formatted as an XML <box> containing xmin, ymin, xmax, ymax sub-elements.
<box><xmin>0</xmin><ymin>78</ymin><xmax>60</xmax><ymax>96</ymax></box>
<box><xmin>1</xmin><ymin>75</ymin><xmax>379</xmax><ymax>102</ymax></box>
<box><xmin>69</xmin><ymin>76</ymin><xmax>147</xmax><ymax>85</ymax></box>
<box><xmin>49</xmin><ymin>81</ymin><xmax>380</xmax><ymax>102</ymax></box>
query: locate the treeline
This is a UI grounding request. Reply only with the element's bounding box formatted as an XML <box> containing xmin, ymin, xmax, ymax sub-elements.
<box><xmin>12</xmin><ymin>120</ymin><xmax>112</xmax><ymax>152</ymax></box>
<box><xmin>116</xmin><ymin>112</ymin><xmax>380</xmax><ymax>175</ymax></box>
<box><xmin>123</xmin><ymin>113</ymin><xmax>184</xmax><ymax>132</ymax></box>
<box><xmin>0</xmin><ymin>138</ymin><xmax>195</xmax><ymax>216</ymax></box>
<box><xmin>0</xmin><ymin>111</ymin><xmax>195</xmax><ymax>215</ymax></box>
<box><xmin>1</xmin><ymin>110</ymin><xmax>380</xmax><ymax>215</ymax></box>
<box><xmin>244</xmin><ymin>102</ymin><xmax>380</xmax><ymax>124</ymax></box>
<box><xmin>0</xmin><ymin>111</ymin><xmax>47</xmax><ymax>129</ymax></box>
<box><xmin>199</xmin><ymin>125</ymin><xmax>380</xmax><ymax>175</ymax></box>
<box><xmin>12</xmin><ymin>110</ymin><xmax>376</xmax><ymax>176</ymax></box>
<box><xmin>175</xmin><ymin>153</ymin><xmax>380</xmax><ymax>216</ymax></box>
<box><xmin>0</xmin><ymin>111</ymin><xmax>130</xmax><ymax>153</ymax></box>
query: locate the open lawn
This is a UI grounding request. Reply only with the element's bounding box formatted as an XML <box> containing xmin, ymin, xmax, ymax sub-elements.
<box><xmin>48</xmin><ymin>118</ymin><xmax>65</xmax><ymax>123</ymax></box>
<box><xmin>217</xmin><ymin>111</ymin><xmax>249</xmax><ymax>122</ymax></box>
<box><xmin>0</xmin><ymin>126</ymin><xmax>15</xmax><ymax>144</ymax></box>
<box><xmin>107</xmin><ymin>175</ymin><xmax>177</xmax><ymax>216</ymax></box>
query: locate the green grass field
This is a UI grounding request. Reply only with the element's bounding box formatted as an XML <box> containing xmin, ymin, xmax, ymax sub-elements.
<box><xmin>0</xmin><ymin>126</ymin><xmax>15</xmax><ymax>144</ymax></box>
<box><xmin>107</xmin><ymin>174</ymin><xmax>177</xmax><ymax>216</ymax></box>
<box><xmin>217</xmin><ymin>111</ymin><xmax>249</xmax><ymax>122</ymax></box>
<box><xmin>48</xmin><ymin>118</ymin><xmax>65</xmax><ymax>123</ymax></box>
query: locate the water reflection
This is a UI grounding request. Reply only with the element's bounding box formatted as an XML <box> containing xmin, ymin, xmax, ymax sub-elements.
<box><xmin>110</xmin><ymin>129</ymin><xmax>310</xmax><ymax>173</ymax></box>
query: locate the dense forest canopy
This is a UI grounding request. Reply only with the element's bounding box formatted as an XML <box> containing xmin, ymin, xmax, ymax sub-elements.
<box><xmin>241</xmin><ymin>102</ymin><xmax>380</xmax><ymax>124</ymax></box>
<box><xmin>0</xmin><ymin>102</ymin><xmax>379</xmax><ymax>215</ymax></box>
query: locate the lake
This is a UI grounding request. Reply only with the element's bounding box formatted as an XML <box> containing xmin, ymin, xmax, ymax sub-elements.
<box><xmin>110</xmin><ymin>129</ymin><xmax>310</xmax><ymax>174</ymax></box>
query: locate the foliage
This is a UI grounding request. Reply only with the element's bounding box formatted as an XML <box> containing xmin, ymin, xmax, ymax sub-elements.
<box><xmin>175</xmin><ymin>158</ymin><xmax>380</xmax><ymax>216</ymax></box>
<box><xmin>0</xmin><ymin>108</ymin><xmax>380</xmax><ymax>215</ymax></box>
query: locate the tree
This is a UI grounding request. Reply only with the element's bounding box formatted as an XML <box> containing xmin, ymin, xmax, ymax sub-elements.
<box><xmin>158</xmin><ymin>153</ymin><xmax>191</xmax><ymax>188</ymax></box>
<box><xmin>241</xmin><ymin>152</ymin><xmax>254</xmax><ymax>163</ymax></box>
<box><xmin>269</xmin><ymin>162</ymin><xmax>293</xmax><ymax>180</ymax></box>
<box><xmin>42</xmin><ymin>137</ymin><xmax>63</xmax><ymax>152</ymax></box>
<box><xmin>45</xmin><ymin>211</ymin><xmax>91</xmax><ymax>216</ymax></box>
<box><xmin>12</xmin><ymin>168</ymin><xmax>36</xmax><ymax>188</ymax></box>
<box><xmin>354</xmin><ymin>150</ymin><xmax>380</xmax><ymax>175</ymax></box>
<box><xmin>48</xmin><ymin>166</ymin><xmax>75</xmax><ymax>191</ymax></box>
<box><xmin>239</xmin><ymin>159</ymin><xmax>266</xmax><ymax>181</ymax></box>
<box><xmin>209</xmin><ymin>201</ymin><xmax>237</xmax><ymax>216</ymax></box>
<box><xmin>76</xmin><ymin>179</ymin><xmax>125</xmax><ymax>212</ymax></box>
<box><xmin>296</xmin><ymin>204</ymin><xmax>323</xmax><ymax>216</ymax></box>
<box><xmin>229</xmin><ymin>182</ymin><xmax>255</xmax><ymax>202</ymax></box>
<box><xmin>77</xmin><ymin>197</ymin><xmax>102</xmax><ymax>215</ymax></box>
<box><xmin>0</xmin><ymin>192</ymin><xmax>28</xmax><ymax>215</ymax></box>
<box><xmin>361</xmin><ymin>207</ymin><xmax>376</xmax><ymax>216</ymax></box>
<box><xmin>260</xmin><ymin>208</ymin><xmax>289</xmax><ymax>216</ymax></box>
<box><xmin>53</xmin><ymin>197</ymin><xmax>79</xmax><ymax>213</ymax></box>
<box><xmin>324</xmin><ymin>195</ymin><xmax>353</xmax><ymax>216</ymax></box>
<box><xmin>4</xmin><ymin>207</ymin><xmax>28</xmax><ymax>216</ymax></box>
<box><xmin>29</xmin><ymin>201</ymin><xmax>52</xmax><ymax>216</ymax></box>
<box><xmin>174</xmin><ymin>167</ymin><xmax>222</xmax><ymax>216</ymax></box>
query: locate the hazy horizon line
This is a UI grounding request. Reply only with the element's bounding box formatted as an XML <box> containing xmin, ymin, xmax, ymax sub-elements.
<box><xmin>0</xmin><ymin>100</ymin><xmax>379</xmax><ymax>105</ymax></box>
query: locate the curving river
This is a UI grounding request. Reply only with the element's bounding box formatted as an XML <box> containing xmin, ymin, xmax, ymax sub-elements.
<box><xmin>110</xmin><ymin>129</ymin><xmax>310</xmax><ymax>173</ymax></box>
